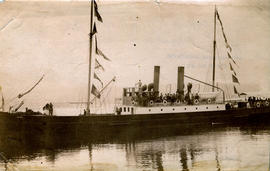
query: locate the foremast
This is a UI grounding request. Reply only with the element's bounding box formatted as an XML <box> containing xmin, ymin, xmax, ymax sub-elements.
<box><xmin>86</xmin><ymin>0</ymin><xmax>113</xmax><ymax>114</ymax></box>
<box><xmin>212</xmin><ymin>5</ymin><xmax>217</xmax><ymax>92</ymax></box>
<box><xmin>86</xmin><ymin>0</ymin><xmax>94</xmax><ymax>115</ymax></box>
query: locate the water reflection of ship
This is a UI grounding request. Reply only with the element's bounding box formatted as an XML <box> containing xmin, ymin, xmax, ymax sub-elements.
<box><xmin>1</xmin><ymin>122</ymin><xmax>269</xmax><ymax>169</ymax></box>
<box><xmin>124</xmin><ymin>139</ymin><xmax>196</xmax><ymax>171</ymax></box>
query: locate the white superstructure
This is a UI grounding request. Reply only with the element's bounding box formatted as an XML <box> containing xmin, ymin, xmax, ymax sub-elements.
<box><xmin>116</xmin><ymin>104</ymin><xmax>226</xmax><ymax>115</ymax></box>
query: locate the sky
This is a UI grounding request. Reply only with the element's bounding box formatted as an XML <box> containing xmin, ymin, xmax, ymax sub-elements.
<box><xmin>0</xmin><ymin>0</ymin><xmax>270</xmax><ymax>111</ymax></box>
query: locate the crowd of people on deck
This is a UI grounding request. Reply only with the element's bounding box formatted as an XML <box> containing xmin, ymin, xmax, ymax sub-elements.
<box><xmin>131</xmin><ymin>81</ymin><xmax>198</xmax><ymax>106</ymax></box>
<box><xmin>132</xmin><ymin>92</ymin><xmax>186</xmax><ymax>106</ymax></box>
<box><xmin>131</xmin><ymin>80</ymin><xmax>270</xmax><ymax>108</ymax></box>
<box><xmin>247</xmin><ymin>96</ymin><xmax>270</xmax><ymax>108</ymax></box>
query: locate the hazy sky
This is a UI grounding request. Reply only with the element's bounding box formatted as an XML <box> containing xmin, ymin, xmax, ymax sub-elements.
<box><xmin>0</xmin><ymin>0</ymin><xmax>270</xmax><ymax>109</ymax></box>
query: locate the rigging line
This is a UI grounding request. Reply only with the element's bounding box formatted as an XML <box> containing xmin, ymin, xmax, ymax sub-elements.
<box><xmin>100</xmin><ymin>82</ymin><xmax>113</xmax><ymax>113</ymax></box>
<box><xmin>105</xmin><ymin>85</ymin><xmax>114</xmax><ymax>113</ymax></box>
<box><xmin>215</xmin><ymin>26</ymin><xmax>227</xmax><ymax>96</ymax></box>
<box><xmin>223</xmin><ymin>48</ymin><xmax>240</xmax><ymax>97</ymax></box>
<box><xmin>154</xmin><ymin>0</ymin><xmax>161</xmax><ymax>6</ymax></box>
<box><xmin>7</xmin><ymin>74</ymin><xmax>45</xmax><ymax>106</ymax></box>
<box><xmin>216</xmin><ymin>45</ymin><xmax>231</xmax><ymax>99</ymax></box>
<box><xmin>184</xmin><ymin>74</ymin><xmax>225</xmax><ymax>103</ymax></box>
<box><xmin>204</xmin><ymin>53</ymin><xmax>213</xmax><ymax>92</ymax></box>
<box><xmin>18</xmin><ymin>75</ymin><xmax>45</xmax><ymax>98</ymax></box>
<box><xmin>216</xmin><ymin>45</ymin><xmax>227</xmax><ymax>97</ymax></box>
<box><xmin>0</xmin><ymin>18</ymin><xmax>14</xmax><ymax>32</ymax></box>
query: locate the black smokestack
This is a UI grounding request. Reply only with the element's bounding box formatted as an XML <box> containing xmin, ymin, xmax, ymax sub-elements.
<box><xmin>177</xmin><ymin>66</ymin><xmax>184</xmax><ymax>95</ymax></box>
<box><xmin>153</xmin><ymin>66</ymin><xmax>160</xmax><ymax>92</ymax></box>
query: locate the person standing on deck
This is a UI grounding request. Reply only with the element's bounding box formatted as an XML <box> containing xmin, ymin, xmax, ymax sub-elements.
<box><xmin>49</xmin><ymin>103</ymin><xmax>54</xmax><ymax>116</ymax></box>
<box><xmin>135</xmin><ymin>80</ymin><xmax>143</xmax><ymax>95</ymax></box>
<box><xmin>135</xmin><ymin>80</ymin><xmax>142</xmax><ymax>89</ymax></box>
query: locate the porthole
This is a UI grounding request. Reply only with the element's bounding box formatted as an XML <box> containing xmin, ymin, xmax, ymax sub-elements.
<box><xmin>195</xmin><ymin>107</ymin><xmax>198</xmax><ymax>110</ymax></box>
<box><xmin>172</xmin><ymin>108</ymin><xmax>175</xmax><ymax>111</ymax></box>
<box><xmin>161</xmin><ymin>109</ymin><xmax>163</xmax><ymax>111</ymax></box>
<box><xmin>149</xmin><ymin>109</ymin><xmax>151</xmax><ymax>112</ymax></box>
<box><xmin>217</xmin><ymin>106</ymin><xmax>219</xmax><ymax>108</ymax></box>
<box><xmin>184</xmin><ymin>108</ymin><xmax>186</xmax><ymax>110</ymax></box>
<box><xmin>206</xmin><ymin>107</ymin><xmax>208</xmax><ymax>109</ymax></box>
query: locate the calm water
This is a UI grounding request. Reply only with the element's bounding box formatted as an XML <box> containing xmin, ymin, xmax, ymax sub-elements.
<box><xmin>0</xmin><ymin>123</ymin><xmax>269</xmax><ymax>171</ymax></box>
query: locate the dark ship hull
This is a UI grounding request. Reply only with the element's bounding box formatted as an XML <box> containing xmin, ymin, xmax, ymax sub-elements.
<box><xmin>1</xmin><ymin>107</ymin><xmax>270</xmax><ymax>135</ymax></box>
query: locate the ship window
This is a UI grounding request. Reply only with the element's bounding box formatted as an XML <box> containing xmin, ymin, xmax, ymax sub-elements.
<box><xmin>184</xmin><ymin>108</ymin><xmax>186</xmax><ymax>110</ymax></box>
<box><xmin>206</xmin><ymin>107</ymin><xmax>208</xmax><ymax>109</ymax></box>
<box><xmin>161</xmin><ymin>109</ymin><xmax>163</xmax><ymax>111</ymax></box>
<box><xmin>149</xmin><ymin>109</ymin><xmax>151</xmax><ymax>112</ymax></box>
<box><xmin>128</xmin><ymin>107</ymin><xmax>130</xmax><ymax>112</ymax></box>
<box><xmin>196</xmin><ymin>107</ymin><xmax>198</xmax><ymax>110</ymax></box>
<box><xmin>124</xmin><ymin>107</ymin><xmax>126</xmax><ymax>112</ymax></box>
<box><xmin>217</xmin><ymin>106</ymin><xmax>219</xmax><ymax>109</ymax></box>
<box><xmin>172</xmin><ymin>108</ymin><xmax>175</xmax><ymax>111</ymax></box>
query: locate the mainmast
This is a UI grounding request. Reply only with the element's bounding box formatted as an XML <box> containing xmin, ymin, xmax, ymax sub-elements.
<box><xmin>87</xmin><ymin>0</ymin><xmax>94</xmax><ymax>114</ymax></box>
<box><xmin>212</xmin><ymin>6</ymin><xmax>217</xmax><ymax>92</ymax></box>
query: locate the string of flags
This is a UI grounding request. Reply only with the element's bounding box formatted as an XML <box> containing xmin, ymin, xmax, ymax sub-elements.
<box><xmin>216</xmin><ymin>11</ymin><xmax>232</xmax><ymax>52</ymax></box>
<box><xmin>91</xmin><ymin>0</ymin><xmax>110</xmax><ymax>99</ymax></box>
<box><xmin>233</xmin><ymin>86</ymin><xmax>239</xmax><ymax>95</ymax></box>
<box><xmin>91</xmin><ymin>84</ymin><xmax>101</xmax><ymax>98</ymax></box>
<box><xmin>227</xmin><ymin>52</ymin><xmax>237</xmax><ymax>66</ymax></box>
<box><xmin>232</xmin><ymin>74</ymin><xmax>239</xmax><ymax>84</ymax></box>
<box><xmin>229</xmin><ymin>63</ymin><xmax>237</xmax><ymax>76</ymax></box>
<box><xmin>95</xmin><ymin>59</ymin><xmax>105</xmax><ymax>71</ymax></box>
<box><xmin>90</xmin><ymin>23</ymin><xmax>97</xmax><ymax>38</ymax></box>
<box><xmin>95</xmin><ymin>36</ymin><xmax>111</xmax><ymax>61</ymax></box>
<box><xmin>94</xmin><ymin>73</ymin><xmax>103</xmax><ymax>87</ymax></box>
<box><xmin>216</xmin><ymin>9</ymin><xmax>240</xmax><ymax>96</ymax></box>
<box><xmin>94</xmin><ymin>0</ymin><xmax>103</xmax><ymax>23</ymax></box>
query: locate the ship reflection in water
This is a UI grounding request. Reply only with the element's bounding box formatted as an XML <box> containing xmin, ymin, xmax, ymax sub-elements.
<box><xmin>0</xmin><ymin>123</ymin><xmax>269</xmax><ymax>170</ymax></box>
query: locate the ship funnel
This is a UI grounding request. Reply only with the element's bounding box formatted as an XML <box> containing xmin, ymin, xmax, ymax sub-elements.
<box><xmin>177</xmin><ymin>66</ymin><xmax>184</xmax><ymax>95</ymax></box>
<box><xmin>153</xmin><ymin>66</ymin><xmax>160</xmax><ymax>92</ymax></box>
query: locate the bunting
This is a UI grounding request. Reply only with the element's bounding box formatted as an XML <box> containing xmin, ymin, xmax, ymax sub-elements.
<box><xmin>90</xmin><ymin>22</ymin><xmax>97</xmax><ymax>38</ymax></box>
<box><xmin>94</xmin><ymin>0</ymin><xmax>103</xmax><ymax>23</ymax></box>
<box><xmin>95</xmin><ymin>36</ymin><xmax>111</xmax><ymax>61</ymax></box>
<box><xmin>216</xmin><ymin>9</ymin><xmax>240</xmax><ymax>97</ymax></box>
<box><xmin>227</xmin><ymin>52</ymin><xmax>237</xmax><ymax>65</ymax></box>
<box><xmin>232</xmin><ymin>74</ymin><xmax>240</xmax><ymax>84</ymax></box>
<box><xmin>94</xmin><ymin>72</ymin><xmax>103</xmax><ymax>87</ymax></box>
<box><xmin>233</xmin><ymin>86</ymin><xmax>239</xmax><ymax>96</ymax></box>
<box><xmin>95</xmin><ymin>59</ymin><xmax>105</xmax><ymax>71</ymax></box>
<box><xmin>216</xmin><ymin>10</ymin><xmax>232</xmax><ymax>52</ymax></box>
<box><xmin>91</xmin><ymin>84</ymin><xmax>101</xmax><ymax>98</ymax></box>
<box><xmin>229</xmin><ymin>63</ymin><xmax>237</xmax><ymax>75</ymax></box>
<box><xmin>96</xmin><ymin>48</ymin><xmax>111</xmax><ymax>61</ymax></box>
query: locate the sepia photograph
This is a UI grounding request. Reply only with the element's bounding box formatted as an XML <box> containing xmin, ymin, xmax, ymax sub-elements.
<box><xmin>0</xmin><ymin>0</ymin><xmax>270</xmax><ymax>170</ymax></box>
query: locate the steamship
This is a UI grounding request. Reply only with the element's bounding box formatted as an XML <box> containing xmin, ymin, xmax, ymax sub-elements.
<box><xmin>0</xmin><ymin>3</ymin><xmax>270</xmax><ymax>132</ymax></box>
